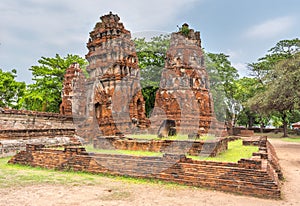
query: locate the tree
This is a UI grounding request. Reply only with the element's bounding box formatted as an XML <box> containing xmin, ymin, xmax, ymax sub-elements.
<box><xmin>249</xmin><ymin>38</ymin><xmax>300</xmax><ymax>83</ymax></box>
<box><xmin>20</xmin><ymin>54</ymin><xmax>88</xmax><ymax>112</ymax></box>
<box><xmin>248</xmin><ymin>52</ymin><xmax>300</xmax><ymax>137</ymax></box>
<box><xmin>134</xmin><ymin>35</ymin><xmax>170</xmax><ymax>116</ymax></box>
<box><xmin>234</xmin><ymin>77</ymin><xmax>262</xmax><ymax>128</ymax></box>
<box><xmin>134</xmin><ymin>34</ymin><xmax>170</xmax><ymax>88</ymax></box>
<box><xmin>205</xmin><ymin>52</ymin><xmax>240</xmax><ymax>128</ymax></box>
<box><xmin>0</xmin><ymin>69</ymin><xmax>25</xmax><ymax>109</ymax></box>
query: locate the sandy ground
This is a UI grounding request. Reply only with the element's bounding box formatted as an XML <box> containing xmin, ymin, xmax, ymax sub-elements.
<box><xmin>1</xmin><ymin>139</ymin><xmax>300</xmax><ymax>206</ymax></box>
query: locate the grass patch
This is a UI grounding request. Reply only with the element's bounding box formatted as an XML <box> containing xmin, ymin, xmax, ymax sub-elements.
<box><xmin>127</xmin><ymin>134</ymin><xmax>217</xmax><ymax>141</ymax></box>
<box><xmin>255</xmin><ymin>132</ymin><xmax>300</xmax><ymax>138</ymax></box>
<box><xmin>0</xmin><ymin>157</ymin><xmax>191</xmax><ymax>190</ymax></box>
<box><xmin>0</xmin><ymin>157</ymin><xmax>104</xmax><ymax>188</ymax></box>
<box><xmin>189</xmin><ymin>140</ymin><xmax>258</xmax><ymax>163</ymax></box>
<box><xmin>85</xmin><ymin>145</ymin><xmax>163</xmax><ymax>157</ymax></box>
<box><xmin>255</xmin><ymin>132</ymin><xmax>300</xmax><ymax>143</ymax></box>
<box><xmin>280</xmin><ymin>138</ymin><xmax>300</xmax><ymax>143</ymax></box>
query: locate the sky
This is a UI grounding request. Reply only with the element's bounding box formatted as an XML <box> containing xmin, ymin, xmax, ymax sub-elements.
<box><xmin>0</xmin><ymin>0</ymin><xmax>299</xmax><ymax>83</ymax></box>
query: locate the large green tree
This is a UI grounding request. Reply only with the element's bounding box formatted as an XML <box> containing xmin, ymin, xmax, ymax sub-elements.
<box><xmin>0</xmin><ymin>69</ymin><xmax>25</xmax><ymax>109</ymax></box>
<box><xmin>20</xmin><ymin>54</ymin><xmax>88</xmax><ymax>112</ymax></box>
<box><xmin>205</xmin><ymin>52</ymin><xmax>240</xmax><ymax>128</ymax></box>
<box><xmin>248</xmin><ymin>52</ymin><xmax>300</xmax><ymax>137</ymax></box>
<box><xmin>233</xmin><ymin>77</ymin><xmax>262</xmax><ymax>128</ymax></box>
<box><xmin>247</xmin><ymin>38</ymin><xmax>300</xmax><ymax>136</ymax></box>
<box><xmin>134</xmin><ymin>35</ymin><xmax>170</xmax><ymax>116</ymax></box>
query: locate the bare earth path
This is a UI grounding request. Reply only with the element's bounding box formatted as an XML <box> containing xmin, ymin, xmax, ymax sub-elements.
<box><xmin>1</xmin><ymin>139</ymin><xmax>300</xmax><ymax>206</ymax></box>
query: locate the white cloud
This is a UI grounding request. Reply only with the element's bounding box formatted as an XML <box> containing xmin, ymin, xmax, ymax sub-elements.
<box><xmin>0</xmin><ymin>0</ymin><xmax>203</xmax><ymax>81</ymax></box>
<box><xmin>232</xmin><ymin>62</ymin><xmax>249</xmax><ymax>77</ymax></box>
<box><xmin>245</xmin><ymin>16</ymin><xmax>296</xmax><ymax>39</ymax></box>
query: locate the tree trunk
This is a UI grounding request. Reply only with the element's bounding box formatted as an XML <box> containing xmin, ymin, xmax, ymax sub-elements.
<box><xmin>259</xmin><ymin>122</ymin><xmax>264</xmax><ymax>133</ymax></box>
<box><xmin>283</xmin><ymin>120</ymin><xmax>288</xmax><ymax>137</ymax></box>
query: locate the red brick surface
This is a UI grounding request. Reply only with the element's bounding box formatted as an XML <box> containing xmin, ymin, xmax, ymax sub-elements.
<box><xmin>9</xmin><ymin>137</ymin><xmax>282</xmax><ymax>199</ymax></box>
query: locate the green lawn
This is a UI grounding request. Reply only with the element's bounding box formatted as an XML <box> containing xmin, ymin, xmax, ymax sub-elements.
<box><xmin>85</xmin><ymin>145</ymin><xmax>163</xmax><ymax>157</ymax></box>
<box><xmin>189</xmin><ymin>140</ymin><xmax>258</xmax><ymax>163</ymax></box>
<box><xmin>86</xmin><ymin>139</ymin><xmax>258</xmax><ymax>163</ymax></box>
<box><xmin>0</xmin><ymin>157</ymin><xmax>186</xmax><ymax>189</ymax></box>
<box><xmin>255</xmin><ymin>132</ymin><xmax>300</xmax><ymax>143</ymax></box>
<box><xmin>0</xmin><ymin>139</ymin><xmax>258</xmax><ymax>188</ymax></box>
<box><xmin>281</xmin><ymin>138</ymin><xmax>300</xmax><ymax>142</ymax></box>
<box><xmin>127</xmin><ymin>134</ymin><xmax>217</xmax><ymax>141</ymax></box>
<box><xmin>0</xmin><ymin>157</ymin><xmax>105</xmax><ymax>188</ymax></box>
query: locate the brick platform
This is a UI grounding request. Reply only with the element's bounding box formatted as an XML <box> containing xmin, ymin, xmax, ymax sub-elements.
<box><xmin>93</xmin><ymin>136</ymin><xmax>228</xmax><ymax>157</ymax></box>
<box><xmin>9</xmin><ymin>136</ymin><xmax>282</xmax><ymax>199</ymax></box>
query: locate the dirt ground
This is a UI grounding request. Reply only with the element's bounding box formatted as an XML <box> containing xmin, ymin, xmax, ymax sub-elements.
<box><xmin>1</xmin><ymin>139</ymin><xmax>300</xmax><ymax>206</ymax></box>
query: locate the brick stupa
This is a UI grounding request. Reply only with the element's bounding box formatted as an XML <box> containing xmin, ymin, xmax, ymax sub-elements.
<box><xmin>85</xmin><ymin>12</ymin><xmax>149</xmax><ymax>136</ymax></box>
<box><xmin>60</xmin><ymin>63</ymin><xmax>86</xmax><ymax>116</ymax></box>
<box><xmin>151</xmin><ymin>24</ymin><xmax>225</xmax><ymax>136</ymax></box>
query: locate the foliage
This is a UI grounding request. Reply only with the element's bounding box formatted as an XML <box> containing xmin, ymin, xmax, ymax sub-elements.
<box><xmin>134</xmin><ymin>35</ymin><xmax>170</xmax><ymax>116</ymax></box>
<box><xmin>178</xmin><ymin>23</ymin><xmax>190</xmax><ymax>36</ymax></box>
<box><xmin>248</xmin><ymin>38</ymin><xmax>300</xmax><ymax>83</ymax></box>
<box><xmin>141</xmin><ymin>86</ymin><xmax>159</xmax><ymax>117</ymax></box>
<box><xmin>248</xmin><ymin>48</ymin><xmax>300</xmax><ymax>137</ymax></box>
<box><xmin>20</xmin><ymin>54</ymin><xmax>88</xmax><ymax>112</ymax></box>
<box><xmin>134</xmin><ymin>34</ymin><xmax>170</xmax><ymax>88</ymax></box>
<box><xmin>0</xmin><ymin>69</ymin><xmax>25</xmax><ymax>109</ymax></box>
<box><xmin>205</xmin><ymin>52</ymin><xmax>240</xmax><ymax>124</ymax></box>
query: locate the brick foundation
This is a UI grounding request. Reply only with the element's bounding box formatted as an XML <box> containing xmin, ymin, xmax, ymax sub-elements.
<box><xmin>9</xmin><ymin>136</ymin><xmax>282</xmax><ymax>199</ymax></box>
<box><xmin>93</xmin><ymin>136</ymin><xmax>228</xmax><ymax>157</ymax></box>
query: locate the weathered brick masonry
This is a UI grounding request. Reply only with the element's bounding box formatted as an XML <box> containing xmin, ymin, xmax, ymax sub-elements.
<box><xmin>151</xmin><ymin>24</ymin><xmax>226</xmax><ymax>136</ymax></box>
<box><xmin>84</xmin><ymin>12</ymin><xmax>149</xmax><ymax>136</ymax></box>
<box><xmin>93</xmin><ymin>136</ymin><xmax>228</xmax><ymax>157</ymax></box>
<box><xmin>9</xmin><ymin>137</ymin><xmax>282</xmax><ymax>199</ymax></box>
<box><xmin>0</xmin><ymin>109</ymin><xmax>81</xmax><ymax>157</ymax></box>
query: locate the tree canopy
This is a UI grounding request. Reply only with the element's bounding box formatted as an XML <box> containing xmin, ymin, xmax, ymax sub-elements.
<box><xmin>247</xmin><ymin>38</ymin><xmax>300</xmax><ymax>137</ymax></box>
<box><xmin>134</xmin><ymin>35</ymin><xmax>170</xmax><ymax>116</ymax></box>
<box><xmin>0</xmin><ymin>69</ymin><xmax>25</xmax><ymax>109</ymax></box>
<box><xmin>20</xmin><ymin>54</ymin><xmax>88</xmax><ymax>112</ymax></box>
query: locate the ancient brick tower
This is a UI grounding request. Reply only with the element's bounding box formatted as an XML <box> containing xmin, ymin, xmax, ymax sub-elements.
<box><xmin>152</xmin><ymin>24</ymin><xmax>224</xmax><ymax>135</ymax></box>
<box><xmin>60</xmin><ymin>63</ymin><xmax>85</xmax><ymax>116</ymax></box>
<box><xmin>85</xmin><ymin>12</ymin><xmax>149</xmax><ymax>136</ymax></box>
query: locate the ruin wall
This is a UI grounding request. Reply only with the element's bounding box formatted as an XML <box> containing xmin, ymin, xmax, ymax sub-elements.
<box><xmin>0</xmin><ymin>109</ymin><xmax>80</xmax><ymax>157</ymax></box>
<box><xmin>9</xmin><ymin>137</ymin><xmax>282</xmax><ymax>199</ymax></box>
<box><xmin>93</xmin><ymin>136</ymin><xmax>228</xmax><ymax>157</ymax></box>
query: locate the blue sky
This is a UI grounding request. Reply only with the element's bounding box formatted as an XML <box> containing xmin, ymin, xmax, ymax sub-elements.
<box><xmin>0</xmin><ymin>0</ymin><xmax>299</xmax><ymax>83</ymax></box>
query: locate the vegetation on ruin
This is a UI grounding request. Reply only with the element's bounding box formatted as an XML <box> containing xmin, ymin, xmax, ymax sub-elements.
<box><xmin>85</xmin><ymin>139</ymin><xmax>257</xmax><ymax>163</ymax></box>
<box><xmin>189</xmin><ymin>140</ymin><xmax>258</xmax><ymax>162</ymax></box>
<box><xmin>85</xmin><ymin>145</ymin><xmax>163</xmax><ymax>157</ymax></box>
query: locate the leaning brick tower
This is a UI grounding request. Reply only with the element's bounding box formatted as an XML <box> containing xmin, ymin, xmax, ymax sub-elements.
<box><xmin>152</xmin><ymin>24</ymin><xmax>225</xmax><ymax>136</ymax></box>
<box><xmin>85</xmin><ymin>12</ymin><xmax>149</xmax><ymax>136</ymax></box>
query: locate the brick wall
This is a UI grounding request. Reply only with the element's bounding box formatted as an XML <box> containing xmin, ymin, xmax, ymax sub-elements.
<box><xmin>9</xmin><ymin>136</ymin><xmax>282</xmax><ymax>199</ymax></box>
<box><xmin>93</xmin><ymin>137</ymin><xmax>228</xmax><ymax>157</ymax></box>
<box><xmin>0</xmin><ymin>109</ymin><xmax>74</xmax><ymax>132</ymax></box>
<box><xmin>0</xmin><ymin>109</ymin><xmax>81</xmax><ymax>157</ymax></box>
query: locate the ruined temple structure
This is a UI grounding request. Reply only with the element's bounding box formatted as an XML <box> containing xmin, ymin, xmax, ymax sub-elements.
<box><xmin>152</xmin><ymin>24</ymin><xmax>225</xmax><ymax>136</ymax></box>
<box><xmin>85</xmin><ymin>12</ymin><xmax>149</xmax><ymax>136</ymax></box>
<box><xmin>60</xmin><ymin>63</ymin><xmax>86</xmax><ymax>116</ymax></box>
